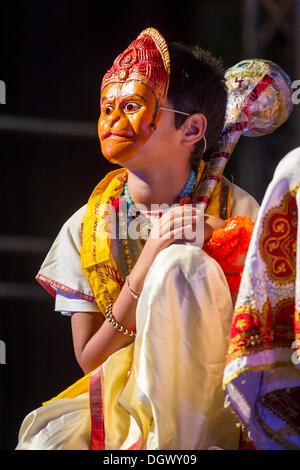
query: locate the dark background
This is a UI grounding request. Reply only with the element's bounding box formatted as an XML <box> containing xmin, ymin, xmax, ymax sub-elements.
<box><xmin>0</xmin><ymin>0</ymin><xmax>299</xmax><ymax>450</ymax></box>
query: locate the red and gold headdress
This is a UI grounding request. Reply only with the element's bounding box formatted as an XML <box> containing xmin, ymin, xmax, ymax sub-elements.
<box><xmin>101</xmin><ymin>28</ymin><xmax>170</xmax><ymax>108</ymax></box>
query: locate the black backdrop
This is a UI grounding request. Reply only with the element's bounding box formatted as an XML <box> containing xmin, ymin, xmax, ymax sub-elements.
<box><xmin>0</xmin><ymin>0</ymin><xmax>298</xmax><ymax>450</ymax></box>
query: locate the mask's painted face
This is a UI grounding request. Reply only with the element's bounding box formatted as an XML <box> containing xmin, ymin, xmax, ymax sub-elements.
<box><xmin>98</xmin><ymin>80</ymin><xmax>159</xmax><ymax>164</ymax></box>
<box><xmin>98</xmin><ymin>28</ymin><xmax>170</xmax><ymax>163</ymax></box>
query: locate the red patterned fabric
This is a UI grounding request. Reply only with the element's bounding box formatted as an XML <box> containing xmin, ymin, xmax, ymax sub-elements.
<box><xmin>227</xmin><ymin>191</ymin><xmax>298</xmax><ymax>363</ymax></box>
<box><xmin>90</xmin><ymin>367</ymin><xmax>105</xmax><ymax>450</ymax></box>
<box><xmin>260</xmin><ymin>193</ymin><xmax>297</xmax><ymax>284</ymax></box>
<box><xmin>223</xmin><ymin>148</ymin><xmax>300</xmax><ymax>450</ymax></box>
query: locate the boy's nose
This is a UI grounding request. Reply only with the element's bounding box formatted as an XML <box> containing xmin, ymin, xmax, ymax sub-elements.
<box><xmin>110</xmin><ymin>107</ymin><xmax>121</xmax><ymax>126</ymax></box>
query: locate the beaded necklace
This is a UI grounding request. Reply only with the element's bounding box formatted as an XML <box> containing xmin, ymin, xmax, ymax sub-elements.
<box><xmin>117</xmin><ymin>168</ymin><xmax>197</xmax><ymax>277</ymax></box>
<box><xmin>124</xmin><ymin>168</ymin><xmax>197</xmax><ymax>204</ymax></box>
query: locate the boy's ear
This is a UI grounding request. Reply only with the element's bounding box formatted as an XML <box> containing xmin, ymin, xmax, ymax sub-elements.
<box><xmin>181</xmin><ymin>113</ymin><xmax>207</xmax><ymax>145</ymax></box>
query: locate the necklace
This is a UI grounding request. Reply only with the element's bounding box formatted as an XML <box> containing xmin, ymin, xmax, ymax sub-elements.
<box><xmin>117</xmin><ymin>168</ymin><xmax>197</xmax><ymax>277</ymax></box>
<box><xmin>123</xmin><ymin>168</ymin><xmax>197</xmax><ymax>207</ymax></box>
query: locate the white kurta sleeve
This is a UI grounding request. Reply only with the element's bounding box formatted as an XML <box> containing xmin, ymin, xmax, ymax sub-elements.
<box><xmin>36</xmin><ymin>204</ymin><xmax>100</xmax><ymax>314</ymax></box>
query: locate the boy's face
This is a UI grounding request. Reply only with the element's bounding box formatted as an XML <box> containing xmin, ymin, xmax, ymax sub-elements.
<box><xmin>98</xmin><ymin>81</ymin><xmax>162</xmax><ymax>164</ymax></box>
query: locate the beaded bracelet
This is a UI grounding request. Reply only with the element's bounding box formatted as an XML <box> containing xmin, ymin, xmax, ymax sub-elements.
<box><xmin>126</xmin><ymin>276</ymin><xmax>140</xmax><ymax>300</ymax></box>
<box><xmin>105</xmin><ymin>303</ymin><xmax>136</xmax><ymax>337</ymax></box>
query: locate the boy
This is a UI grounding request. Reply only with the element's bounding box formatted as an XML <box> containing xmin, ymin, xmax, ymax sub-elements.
<box><xmin>17</xmin><ymin>28</ymin><xmax>259</xmax><ymax>450</ymax></box>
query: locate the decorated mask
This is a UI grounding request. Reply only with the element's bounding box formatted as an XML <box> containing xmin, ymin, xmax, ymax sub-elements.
<box><xmin>98</xmin><ymin>28</ymin><xmax>170</xmax><ymax>164</ymax></box>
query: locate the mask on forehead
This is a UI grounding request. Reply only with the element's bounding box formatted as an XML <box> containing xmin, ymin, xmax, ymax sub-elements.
<box><xmin>98</xmin><ymin>28</ymin><xmax>170</xmax><ymax>164</ymax></box>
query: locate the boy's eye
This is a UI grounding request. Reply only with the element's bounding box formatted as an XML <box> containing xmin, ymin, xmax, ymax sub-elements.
<box><xmin>103</xmin><ymin>104</ymin><xmax>114</xmax><ymax>116</ymax></box>
<box><xmin>124</xmin><ymin>102</ymin><xmax>141</xmax><ymax>114</ymax></box>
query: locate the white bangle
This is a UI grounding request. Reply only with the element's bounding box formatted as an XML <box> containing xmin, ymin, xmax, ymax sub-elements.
<box><xmin>126</xmin><ymin>276</ymin><xmax>140</xmax><ymax>300</ymax></box>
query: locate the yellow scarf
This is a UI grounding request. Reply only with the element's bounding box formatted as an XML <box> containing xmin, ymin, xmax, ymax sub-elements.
<box><xmin>81</xmin><ymin>161</ymin><xmax>231</xmax><ymax>316</ymax></box>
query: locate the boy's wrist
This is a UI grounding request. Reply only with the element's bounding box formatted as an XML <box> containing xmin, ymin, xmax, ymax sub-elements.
<box><xmin>129</xmin><ymin>243</ymin><xmax>158</xmax><ymax>294</ymax></box>
<box><xmin>128</xmin><ymin>262</ymin><xmax>149</xmax><ymax>294</ymax></box>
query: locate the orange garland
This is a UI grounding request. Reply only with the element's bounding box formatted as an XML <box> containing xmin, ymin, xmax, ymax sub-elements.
<box><xmin>203</xmin><ymin>216</ymin><xmax>254</xmax><ymax>292</ymax></box>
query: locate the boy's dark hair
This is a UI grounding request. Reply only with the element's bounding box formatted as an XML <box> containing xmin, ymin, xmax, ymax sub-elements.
<box><xmin>167</xmin><ymin>42</ymin><xmax>228</xmax><ymax>170</ymax></box>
